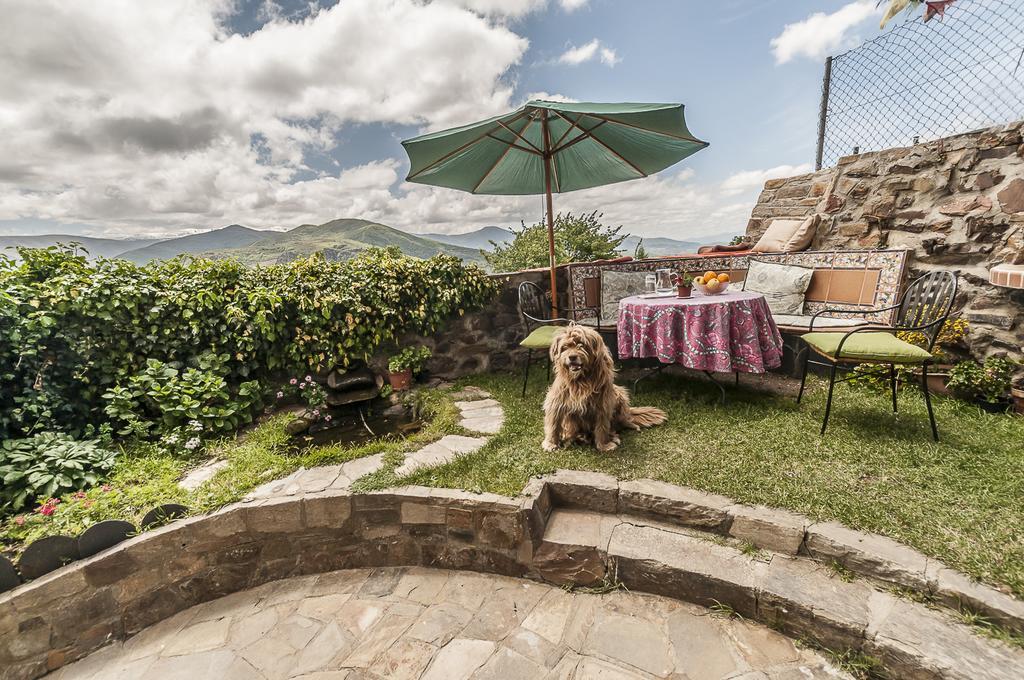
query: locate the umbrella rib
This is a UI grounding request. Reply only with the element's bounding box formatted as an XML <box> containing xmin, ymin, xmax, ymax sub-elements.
<box><xmin>551</xmin><ymin>113</ymin><xmax>585</xmax><ymax>150</ymax></box>
<box><xmin>407</xmin><ymin>110</ymin><xmax>530</xmax><ymax>180</ymax></box>
<box><xmin>472</xmin><ymin>118</ymin><xmax>535</xmax><ymax>193</ymax></box>
<box><xmin>580</xmin><ymin>111</ymin><xmax>708</xmax><ymax>144</ymax></box>
<box><xmin>497</xmin><ymin>120</ymin><xmax>543</xmax><ymax>154</ymax></box>
<box><xmin>485</xmin><ymin>134</ymin><xmax>542</xmax><ymax>156</ymax></box>
<box><xmin>547</xmin><ymin>110</ymin><xmax>645</xmax><ymax>177</ymax></box>
<box><xmin>550</xmin><ymin>120</ymin><xmax>607</xmax><ymax>155</ymax></box>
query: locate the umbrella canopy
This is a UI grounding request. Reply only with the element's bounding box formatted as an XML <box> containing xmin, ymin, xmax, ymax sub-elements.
<box><xmin>401</xmin><ymin>100</ymin><xmax>708</xmax><ymax>314</ymax></box>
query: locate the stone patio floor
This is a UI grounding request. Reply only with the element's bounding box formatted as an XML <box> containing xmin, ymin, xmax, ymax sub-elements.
<box><xmin>45</xmin><ymin>567</ymin><xmax>848</xmax><ymax>680</ymax></box>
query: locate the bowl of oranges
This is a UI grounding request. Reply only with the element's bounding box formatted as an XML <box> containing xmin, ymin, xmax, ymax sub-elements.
<box><xmin>693</xmin><ymin>270</ymin><xmax>731</xmax><ymax>295</ymax></box>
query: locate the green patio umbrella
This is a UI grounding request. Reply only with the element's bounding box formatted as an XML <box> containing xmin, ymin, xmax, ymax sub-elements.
<box><xmin>401</xmin><ymin>100</ymin><xmax>708</xmax><ymax>316</ymax></box>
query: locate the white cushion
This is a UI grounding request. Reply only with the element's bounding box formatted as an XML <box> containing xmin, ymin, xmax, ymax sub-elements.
<box><xmin>744</xmin><ymin>260</ymin><xmax>813</xmax><ymax>315</ymax></box>
<box><xmin>752</xmin><ymin>215</ymin><xmax>819</xmax><ymax>253</ymax></box>
<box><xmin>772</xmin><ymin>313</ymin><xmax>869</xmax><ymax>330</ymax></box>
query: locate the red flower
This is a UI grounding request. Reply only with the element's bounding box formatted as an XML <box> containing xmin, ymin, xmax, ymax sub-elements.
<box><xmin>37</xmin><ymin>498</ymin><xmax>60</xmax><ymax>516</ymax></box>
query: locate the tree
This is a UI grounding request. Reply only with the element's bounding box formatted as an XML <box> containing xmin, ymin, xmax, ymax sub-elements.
<box><xmin>483</xmin><ymin>211</ymin><xmax>628</xmax><ymax>272</ymax></box>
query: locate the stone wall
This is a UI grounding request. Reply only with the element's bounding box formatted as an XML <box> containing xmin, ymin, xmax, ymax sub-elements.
<box><xmin>746</xmin><ymin>121</ymin><xmax>1024</xmax><ymax>359</ymax></box>
<box><xmin>411</xmin><ymin>266</ymin><xmax>568</xmax><ymax>378</ymax></box>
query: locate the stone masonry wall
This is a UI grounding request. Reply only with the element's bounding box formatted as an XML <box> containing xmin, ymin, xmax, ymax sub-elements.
<box><xmin>746</xmin><ymin>121</ymin><xmax>1024</xmax><ymax>359</ymax></box>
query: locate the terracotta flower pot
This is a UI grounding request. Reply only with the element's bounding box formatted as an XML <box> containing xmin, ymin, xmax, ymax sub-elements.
<box><xmin>388</xmin><ymin>368</ymin><xmax>413</xmax><ymax>391</ymax></box>
<box><xmin>1012</xmin><ymin>383</ymin><xmax>1024</xmax><ymax>416</ymax></box>
<box><xmin>677</xmin><ymin>284</ymin><xmax>692</xmax><ymax>298</ymax></box>
<box><xmin>924</xmin><ymin>365</ymin><xmax>953</xmax><ymax>396</ymax></box>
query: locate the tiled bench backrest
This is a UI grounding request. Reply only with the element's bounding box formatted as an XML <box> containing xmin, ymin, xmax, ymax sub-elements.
<box><xmin>567</xmin><ymin>249</ymin><xmax>911</xmax><ymax>328</ymax></box>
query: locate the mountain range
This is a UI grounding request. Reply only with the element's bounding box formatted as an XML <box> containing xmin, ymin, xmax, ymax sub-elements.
<box><xmin>1</xmin><ymin>221</ymin><xmax>742</xmax><ymax>267</ymax></box>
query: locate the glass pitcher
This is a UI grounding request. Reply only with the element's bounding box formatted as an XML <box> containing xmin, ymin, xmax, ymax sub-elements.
<box><xmin>655</xmin><ymin>268</ymin><xmax>673</xmax><ymax>293</ymax></box>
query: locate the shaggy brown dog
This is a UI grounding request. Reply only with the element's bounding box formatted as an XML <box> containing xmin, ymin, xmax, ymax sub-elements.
<box><xmin>543</xmin><ymin>324</ymin><xmax>667</xmax><ymax>452</ymax></box>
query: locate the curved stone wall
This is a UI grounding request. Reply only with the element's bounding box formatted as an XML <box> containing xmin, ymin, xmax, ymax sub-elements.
<box><xmin>2</xmin><ymin>473</ymin><xmax>1022</xmax><ymax>680</ymax></box>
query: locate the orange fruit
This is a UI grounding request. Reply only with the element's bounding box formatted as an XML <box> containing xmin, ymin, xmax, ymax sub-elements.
<box><xmin>717</xmin><ymin>273</ymin><xmax>731</xmax><ymax>283</ymax></box>
<box><xmin>705</xmin><ymin>278</ymin><xmax>722</xmax><ymax>293</ymax></box>
<box><xmin>703</xmin><ymin>270</ymin><xmax>717</xmax><ymax>281</ymax></box>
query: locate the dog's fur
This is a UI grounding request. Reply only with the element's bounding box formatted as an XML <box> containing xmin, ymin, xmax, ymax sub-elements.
<box><xmin>542</xmin><ymin>324</ymin><xmax>667</xmax><ymax>452</ymax></box>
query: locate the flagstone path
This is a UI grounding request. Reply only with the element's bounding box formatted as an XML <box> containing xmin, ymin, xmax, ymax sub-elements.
<box><xmin>236</xmin><ymin>388</ymin><xmax>501</xmax><ymax>501</ymax></box>
<box><xmin>45</xmin><ymin>566</ymin><xmax>849</xmax><ymax>680</ymax></box>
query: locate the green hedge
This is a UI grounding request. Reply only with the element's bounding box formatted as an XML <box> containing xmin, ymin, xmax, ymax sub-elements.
<box><xmin>0</xmin><ymin>246</ymin><xmax>498</xmax><ymax>439</ymax></box>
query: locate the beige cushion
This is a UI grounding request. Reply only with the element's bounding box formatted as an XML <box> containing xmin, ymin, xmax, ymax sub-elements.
<box><xmin>771</xmin><ymin>313</ymin><xmax>869</xmax><ymax>330</ymax></box>
<box><xmin>600</xmin><ymin>270</ymin><xmax>648</xmax><ymax>322</ymax></box>
<box><xmin>744</xmin><ymin>260</ymin><xmax>814</xmax><ymax>315</ymax></box>
<box><xmin>753</xmin><ymin>215</ymin><xmax>819</xmax><ymax>253</ymax></box>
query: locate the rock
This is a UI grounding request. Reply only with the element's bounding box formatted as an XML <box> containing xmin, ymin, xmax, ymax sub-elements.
<box><xmin>727</xmin><ymin>504</ymin><xmax>807</xmax><ymax>555</ymax></box>
<box><xmin>543</xmin><ymin>470</ymin><xmax>619</xmax><ymax>512</ymax></box>
<box><xmin>325</xmin><ymin>385</ymin><xmax>380</xmax><ymax>406</ymax></box>
<box><xmin>805</xmin><ymin>522</ymin><xmax>930</xmax><ymax>590</ymax></box>
<box><xmin>824</xmin><ymin>193</ymin><xmax>845</xmax><ymax>213</ymax></box>
<box><xmin>327</xmin><ymin>367</ymin><xmax>379</xmax><ymax>391</ymax></box>
<box><xmin>532</xmin><ymin>542</ymin><xmax>605</xmax><ymax>587</ymax></box>
<box><xmin>179</xmin><ymin>459</ymin><xmax>229</xmax><ymax>491</ymax></box>
<box><xmin>618</xmin><ymin>479</ymin><xmax>733</xmax><ymax>533</ymax></box>
<box><xmin>998</xmin><ymin>178</ymin><xmax>1024</xmax><ymax>213</ymax></box>
<box><xmin>939</xmin><ymin>195</ymin><xmax>986</xmax><ymax>216</ymax></box>
<box><xmin>285</xmin><ymin>415</ymin><xmax>315</xmax><ymax>435</ymax></box>
<box><xmin>964</xmin><ymin>311</ymin><xmax>1015</xmax><ymax>329</ymax></box>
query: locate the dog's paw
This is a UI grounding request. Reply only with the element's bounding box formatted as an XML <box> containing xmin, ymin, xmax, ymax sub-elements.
<box><xmin>541</xmin><ymin>439</ymin><xmax>558</xmax><ymax>452</ymax></box>
<box><xmin>597</xmin><ymin>440</ymin><xmax>619</xmax><ymax>452</ymax></box>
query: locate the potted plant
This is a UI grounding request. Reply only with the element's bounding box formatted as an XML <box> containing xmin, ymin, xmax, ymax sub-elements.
<box><xmin>672</xmin><ymin>271</ymin><xmax>695</xmax><ymax>298</ymax></box>
<box><xmin>1011</xmin><ymin>376</ymin><xmax>1024</xmax><ymax>416</ymax></box>
<box><xmin>387</xmin><ymin>347</ymin><xmax>432</xmax><ymax>391</ymax></box>
<box><xmin>902</xmin><ymin>317</ymin><xmax>968</xmax><ymax>395</ymax></box>
<box><xmin>947</xmin><ymin>356</ymin><xmax>1018</xmax><ymax>413</ymax></box>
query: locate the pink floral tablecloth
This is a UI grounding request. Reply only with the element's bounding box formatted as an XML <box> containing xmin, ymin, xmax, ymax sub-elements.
<box><xmin>617</xmin><ymin>291</ymin><xmax>784</xmax><ymax>373</ymax></box>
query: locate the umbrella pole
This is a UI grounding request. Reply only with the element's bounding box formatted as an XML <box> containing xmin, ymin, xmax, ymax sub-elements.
<box><xmin>542</xmin><ymin>112</ymin><xmax>558</xmax><ymax>318</ymax></box>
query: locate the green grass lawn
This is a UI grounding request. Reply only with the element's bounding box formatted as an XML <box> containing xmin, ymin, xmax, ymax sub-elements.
<box><xmin>366</xmin><ymin>367</ymin><xmax>1024</xmax><ymax>599</ymax></box>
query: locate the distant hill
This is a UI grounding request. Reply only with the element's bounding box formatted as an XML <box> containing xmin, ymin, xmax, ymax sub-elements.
<box><xmin>0</xmin><ymin>234</ymin><xmax>159</xmax><ymax>261</ymax></box>
<box><xmin>207</xmin><ymin>219</ymin><xmax>486</xmax><ymax>266</ymax></box>
<box><xmin>421</xmin><ymin>226</ymin><xmax>514</xmax><ymax>250</ymax></box>
<box><xmin>117</xmin><ymin>225</ymin><xmax>265</xmax><ymax>263</ymax></box>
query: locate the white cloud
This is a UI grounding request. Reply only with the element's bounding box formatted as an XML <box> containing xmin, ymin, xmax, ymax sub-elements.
<box><xmin>770</xmin><ymin>1</ymin><xmax>877</xmax><ymax>64</ymax></box>
<box><xmin>439</xmin><ymin>0</ymin><xmax>548</xmax><ymax>19</ymax></box>
<box><xmin>559</xmin><ymin>0</ymin><xmax>590</xmax><ymax>11</ymax></box>
<box><xmin>720</xmin><ymin>164</ymin><xmax>814</xmax><ymax>196</ymax></box>
<box><xmin>558</xmin><ymin>38</ymin><xmax>620</xmax><ymax>67</ymax></box>
<box><xmin>0</xmin><ymin>0</ymin><xmax>529</xmax><ymax>235</ymax></box>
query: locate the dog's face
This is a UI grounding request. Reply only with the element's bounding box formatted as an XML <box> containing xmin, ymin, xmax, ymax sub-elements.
<box><xmin>550</xmin><ymin>324</ymin><xmax>608</xmax><ymax>380</ymax></box>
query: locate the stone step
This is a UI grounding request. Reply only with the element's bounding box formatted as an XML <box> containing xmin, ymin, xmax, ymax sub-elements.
<box><xmin>539</xmin><ymin>470</ymin><xmax>1024</xmax><ymax>638</ymax></box>
<box><xmin>533</xmin><ymin>508</ymin><xmax>1024</xmax><ymax>680</ymax></box>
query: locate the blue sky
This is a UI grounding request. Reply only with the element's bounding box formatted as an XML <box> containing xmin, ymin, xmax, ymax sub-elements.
<box><xmin>0</xmin><ymin>0</ymin><xmax>894</xmax><ymax>240</ymax></box>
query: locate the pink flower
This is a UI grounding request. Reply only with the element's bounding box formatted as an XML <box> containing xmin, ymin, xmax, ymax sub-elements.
<box><xmin>37</xmin><ymin>498</ymin><xmax>60</xmax><ymax>516</ymax></box>
<box><xmin>14</xmin><ymin>516</ymin><xmax>25</xmax><ymax>526</ymax></box>
<box><xmin>82</xmin><ymin>499</ymin><xmax>93</xmax><ymax>508</ymax></box>
<box><xmin>101</xmin><ymin>484</ymin><xmax>113</xmax><ymax>492</ymax></box>
<box><xmin>305</xmin><ymin>375</ymin><xmax>313</xmax><ymax>382</ymax></box>
<box><xmin>289</xmin><ymin>378</ymin><xmax>298</xmax><ymax>385</ymax></box>
<box><xmin>276</xmin><ymin>391</ymin><xmax>284</xmax><ymax>399</ymax></box>
<box><xmin>299</xmin><ymin>382</ymin><xmax>306</xmax><ymax>389</ymax></box>
<box><xmin>324</xmin><ymin>414</ymin><xmax>332</xmax><ymax>422</ymax></box>
<box><xmin>312</xmin><ymin>409</ymin><xmax>320</xmax><ymax>417</ymax></box>
<box><xmin>73</xmin><ymin>491</ymin><xmax>87</xmax><ymax>500</ymax></box>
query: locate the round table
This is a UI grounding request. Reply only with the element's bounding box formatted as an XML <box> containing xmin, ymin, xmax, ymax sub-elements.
<box><xmin>617</xmin><ymin>291</ymin><xmax>784</xmax><ymax>374</ymax></box>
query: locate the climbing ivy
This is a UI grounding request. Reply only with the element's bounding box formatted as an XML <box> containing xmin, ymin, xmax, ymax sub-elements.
<box><xmin>0</xmin><ymin>245</ymin><xmax>498</xmax><ymax>439</ymax></box>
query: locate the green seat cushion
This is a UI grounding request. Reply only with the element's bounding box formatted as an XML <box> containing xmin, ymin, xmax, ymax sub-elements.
<box><xmin>520</xmin><ymin>325</ymin><xmax>562</xmax><ymax>349</ymax></box>
<box><xmin>803</xmin><ymin>331</ymin><xmax>933</xmax><ymax>363</ymax></box>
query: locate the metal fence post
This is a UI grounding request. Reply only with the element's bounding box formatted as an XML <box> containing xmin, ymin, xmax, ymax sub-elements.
<box><xmin>815</xmin><ymin>56</ymin><xmax>833</xmax><ymax>171</ymax></box>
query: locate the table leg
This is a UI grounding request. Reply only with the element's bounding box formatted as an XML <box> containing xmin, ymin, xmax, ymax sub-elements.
<box><xmin>703</xmin><ymin>371</ymin><xmax>728</xmax><ymax>405</ymax></box>
<box><xmin>632</xmin><ymin>363</ymin><xmax>667</xmax><ymax>395</ymax></box>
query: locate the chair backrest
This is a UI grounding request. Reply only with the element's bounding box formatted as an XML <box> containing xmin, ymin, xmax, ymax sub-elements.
<box><xmin>896</xmin><ymin>270</ymin><xmax>958</xmax><ymax>350</ymax></box>
<box><xmin>517</xmin><ymin>281</ymin><xmax>550</xmax><ymax>329</ymax></box>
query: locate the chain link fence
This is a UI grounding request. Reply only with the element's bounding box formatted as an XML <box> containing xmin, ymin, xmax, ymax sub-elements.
<box><xmin>816</xmin><ymin>0</ymin><xmax>1024</xmax><ymax>169</ymax></box>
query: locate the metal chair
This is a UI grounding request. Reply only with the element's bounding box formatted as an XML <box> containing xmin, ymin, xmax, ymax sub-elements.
<box><xmin>516</xmin><ymin>281</ymin><xmax>572</xmax><ymax>396</ymax></box>
<box><xmin>797</xmin><ymin>270</ymin><xmax>958</xmax><ymax>440</ymax></box>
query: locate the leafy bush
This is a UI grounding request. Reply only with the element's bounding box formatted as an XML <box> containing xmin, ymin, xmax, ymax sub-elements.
<box><xmin>0</xmin><ymin>246</ymin><xmax>497</xmax><ymax>439</ymax></box>
<box><xmin>948</xmin><ymin>356</ymin><xmax>1018</xmax><ymax>404</ymax></box>
<box><xmin>0</xmin><ymin>433</ymin><xmax>117</xmax><ymax>511</ymax></box>
<box><xmin>388</xmin><ymin>346</ymin><xmax>432</xmax><ymax>374</ymax></box>
<box><xmin>102</xmin><ymin>355</ymin><xmax>262</xmax><ymax>445</ymax></box>
<box><xmin>484</xmin><ymin>211</ymin><xmax>627</xmax><ymax>272</ymax></box>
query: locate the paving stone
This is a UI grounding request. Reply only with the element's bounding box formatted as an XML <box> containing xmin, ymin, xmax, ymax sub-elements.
<box><xmin>522</xmin><ymin>588</ymin><xmax>576</xmax><ymax>645</ymax></box>
<box><xmin>374</xmin><ymin>636</ymin><xmax>435</xmax><ymax>680</ymax></box>
<box><xmin>420</xmin><ymin>638</ymin><xmax>496</xmax><ymax>680</ymax></box>
<box><xmin>473</xmin><ymin>646</ymin><xmax>547</xmax><ymax>680</ymax></box>
<box><xmin>271</xmin><ymin>612</ymin><xmax>322</xmax><ymax>650</ymax></box>
<box><xmin>239</xmin><ymin>636</ymin><xmax>296</xmax><ymax>679</ymax></box>
<box><xmin>357</xmin><ymin>568</ymin><xmax>405</xmax><ymax>598</ymax></box>
<box><xmin>572</xmin><ymin>657</ymin><xmax>648</xmax><ymax>679</ymax></box>
<box><xmin>543</xmin><ymin>470</ymin><xmax>620</xmax><ymax>512</ymax></box>
<box><xmin>728</xmin><ymin>619</ymin><xmax>799</xmax><ymax>668</ymax></box>
<box><xmin>454</xmin><ymin>398</ymin><xmax>501</xmax><ymax>412</ymax></box>
<box><xmin>461</xmin><ymin>581</ymin><xmax>547</xmax><ymax>641</ymax></box>
<box><xmin>178</xmin><ymin>459</ymin><xmax>228</xmax><ymax>491</ymax></box>
<box><xmin>618</xmin><ymin>479</ymin><xmax>733</xmax><ymax>532</ymax></box>
<box><xmin>666</xmin><ymin>608</ymin><xmax>739</xmax><ymax>679</ymax></box>
<box><xmin>245</xmin><ymin>468</ymin><xmax>305</xmax><ymax>500</ymax></box>
<box><xmin>450</xmin><ymin>386</ymin><xmax>491</xmax><ymax>401</ymax></box>
<box><xmin>227</xmin><ymin>607</ymin><xmax>279</xmax><ymax>649</ymax></box>
<box><xmin>395</xmin><ymin>441</ymin><xmax>458</xmax><ymax>476</ymax></box>
<box><xmin>436</xmin><ymin>434</ymin><xmax>489</xmax><ymax>453</ymax></box>
<box><xmin>341</xmin><ymin>612</ymin><xmax>416</xmax><ymax>667</ymax></box>
<box><xmin>161</xmin><ymin>617</ymin><xmax>232</xmax><ymax>656</ymax></box>
<box><xmin>406</xmin><ymin>602</ymin><xmax>473</xmax><ymax>646</ymax></box>
<box><xmin>583</xmin><ymin>609</ymin><xmax>674</xmax><ymax>677</ymax></box>
<box><xmin>144</xmin><ymin>650</ymin><xmax>240</xmax><ymax>680</ymax></box>
<box><xmin>296</xmin><ymin>594</ymin><xmax>354</xmax><ymax>622</ymax></box>
<box><xmin>727</xmin><ymin>504</ymin><xmax>808</xmax><ymax>555</ymax></box>
<box><xmin>805</xmin><ymin>522</ymin><xmax>930</xmax><ymax>590</ymax></box>
<box><xmin>335</xmin><ymin>600</ymin><xmax>386</xmax><ymax>637</ymax></box>
<box><xmin>390</xmin><ymin>568</ymin><xmax>449</xmax><ymax>605</ymax></box>
<box><xmin>459</xmin><ymin>414</ymin><xmax>504</xmax><ymax>434</ymax></box>
<box><xmin>339</xmin><ymin>454</ymin><xmax>385</xmax><ymax>483</ymax></box>
<box><xmin>294</xmin><ymin>466</ymin><xmax>344</xmax><ymax>494</ymax></box>
<box><xmin>933</xmin><ymin>566</ymin><xmax>1024</xmax><ymax>636</ymax></box>
<box><xmin>503</xmin><ymin>627</ymin><xmax>565</xmax><ymax>668</ymax></box>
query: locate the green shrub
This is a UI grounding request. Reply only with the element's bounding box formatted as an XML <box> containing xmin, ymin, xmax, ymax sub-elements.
<box><xmin>388</xmin><ymin>346</ymin><xmax>432</xmax><ymax>374</ymax></box>
<box><xmin>0</xmin><ymin>245</ymin><xmax>497</xmax><ymax>439</ymax></box>
<box><xmin>484</xmin><ymin>211</ymin><xmax>627</xmax><ymax>272</ymax></box>
<box><xmin>948</xmin><ymin>357</ymin><xmax>1018</xmax><ymax>404</ymax></box>
<box><xmin>0</xmin><ymin>433</ymin><xmax>117</xmax><ymax>511</ymax></box>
